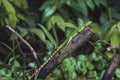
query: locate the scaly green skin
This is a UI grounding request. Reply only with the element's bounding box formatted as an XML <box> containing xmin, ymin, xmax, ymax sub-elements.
<box><xmin>36</xmin><ymin>21</ymin><xmax>92</xmax><ymax>75</ymax></box>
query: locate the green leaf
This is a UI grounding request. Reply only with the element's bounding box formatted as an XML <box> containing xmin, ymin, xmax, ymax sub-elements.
<box><xmin>90</xmin><ymin>52</ymin><xmax>103</xmax><ymax>61</ymax></box>
<box><xmin>0</xmin><ymin>0</ymin><xmax>1</xmax><ymax>5</ymax></box>
<box><xmin>46</xmin><ymin>19</ymin><xmax>53</xmax><ymax>30</ymax></box>
<box><xmin>89</xmin><ymin>22</ymin><xmax>101</xmax><ymax>35</ymax></box>
<box><xmin>2</xmin><ymin>0</ymin><xmax>17</xmax><ymax>27</ymax></box>
<box><xmin>51</xmin><ymin>14</ymin><xmax>65</xmax><ymax>31</ymax></box>
<box><xmin>0</xmin><ymin>69</ymin><xmax>6</xmax><ymax>76</ymax></box>
<box><xmin>87</xmin><ymin>71</ymin><xmax>98</xmax><ymax>78</ymax></box>
<box><xmin>80</xmin><ymin>67</ymin><xmax>87</xmax><ymax>75</ymax></box>
<box><xmin>77</xmin><ymin>0</ymin><xmax>88</xmax><ymax>16</ymax></box>
<box><xmin>8</xmin><ymin>56</ymin><xmax>19</xmax><ymax>64</ymax></box>
<box><xmin>104</xmin><ymin>31</ymin><xmax>111</xmax><ymax>41</ymax></box>
<box><xmin>40</xmin><ymin>0</ymin><xmax>56</xmax><ymax>10</ymax></box>
<box><xmin>62</xmin><ymin>57</ymin><xmax>77</xmax><ymax>79</ymax></box>
<box><xmin>4</xmin><ymin>18</ymin><xmax>9</xmax><ymax>25</ymax></box>
<box><xmin>110</xmin><ymin>27</ymin><xmax>120</xmax><ymax>46</ymax></box>
<box><xmin>58</xmin><ymin>8</ymin><xmax>70</xmax><ymax>20</ymax></box>
<box><xmin>96</xmin><ymin>60</ymin><xmax>106</xmax><ymax>70</ymax></box>
<box><xmin>64</xmin><ymin>22</ymin><xmax>76</xmax><ymax>29</ymax></box>
<box><xmin>37</xmin><ymin>24</ymin><xmax>57</xmax><ymax>46</ymax></box>
<box><xmin>2</xmin><ymin>0</ymin><xmax>15</xmax><ymax>14</ymax></box>
<box><xmin>78</xmin><ymin>18</ymin><xmax>84</xmax><ymax>26</ymax></box>
<box><xmin>43</xmin><ymin>7</ymin><xmax>56</xmax><ymax>17</ymax></box>
<box><xmin>85</xmin><ymin>0</ymin><xmax>95</xmax><ymax>10</ymax></box>
<box><xmin>22</xmin><ymin>0</ymin><xmax>28</xmax><ymax>9</ymax></box>
<box><xmin>115</xmin><ymin>68</ymin><xmax>120</xmax><ymax>78</ymax></box>
<box><xmin>100</xmin><ymin>14</ymin><xmax>108</xmax><ymax>25</ymax></box>
<box><xmin>44</xmin><ymin>40</ymin><xmax>54</xmax><ymax>51</ymax></box>
<box><xmin>8</xmin><ymin>56</ymin><xmax>21</xmax><ymax>68</ymax></box>
<box><xmin>31</xmin><ymin>28</ymin><xmax>45</xmax><ymax>41</ymax></box>
<box><xmin>93</xmin><ymin>0</ymin><xmax>100</xmax><ymax>6</ymax></box>
<box><xmin>78</xmin><ymin>55</ymin><xmax>87</xmax><ymax>61</ymax></box>
<box><xmin>28</xmin><ymin>62</ymin><xmax>36</xmax><ymax>68</ymax></box>
<box><xmin>0</xmin><ymin>19</ymin><xmax>4</xmax><ymax>26</ymax></box>
<box><xmin>67</xmin><ymin>0</ymin><xmax>88</xmax><ymax>17</ymax></box>
<box><xmin>14</xmin><ymin>60</ymin><xmax>21</xmax><ymax>67</ymax></box>
<box><xmin>117</xmin><ymin>21</ymin><xmax>120</xmax><ymax>33</ymax></box>
<box><xmin>13</xmin><ymin>0</ymin><xmax>21</xmax><ymax>8</ymax></box>
<box><xmin>104</xmin><ymin>24</ymin><xmax>116</xmax><ymax>41</ymax></box>
<box><xmin>109</xmin><ymin>24</ymin><xmax>117</xmax><ymax>35</ymax></box>
<box><xmin>100</xmin><ymin>21</ymin><xmax>111</xmax><ymax>39</ymax></box>
<box><xmin>8</xmin><ymin>13</ymin><xmax>17</xmax><ymax>28</ymax></box>
<box><xmin>105</xmin><ymin>52</ymin><xmax>114</xmax><ymax>60</ymax></box>
<box><xmin>100</xmin><ymin>0</ymin><xmax>107</xmax><ymax>7</ymax></box>
<box><xmin>0</xmin><ymin>77</ymin><xmax>14</xmax><ymax>80</ymax></box>
<box><xmin>13</xmin><ymin>0</ymin><xmax>28</xmax><ymax>9</ymax></box>
<box><xmin>67</xmin><ymin>1</ymin><xmax>81</xmax><ymax>11</ymax></box>
<box><xmin>71</xmin><ymin>71</ymin><xmax>77</xmax><ymax>79</ymax></box>
<box><xmin>17</xmin><ymin>13</ymin><xmax>25</xmax><ymax>20</ymax></box>
<box><xmin>112</xmin><ymin>11</ymin><xmax>120</xmax><ymax>20</ymax></box>
<box><xmin>90</xmin><ymin>52</ymin><xmax>97</xmax><ymax>60</ymax></box>
<box><xmin>47</xmin><ymin>14</ymin><xmax>64</xmax><ymax>30</ymax></box>
<box><xmin>10</xmin><ymin>33</ymin><xmax>16</xmax><ymax>40</ymax></box>
<box><xmin>86</xmin><ymin>61</ymin><xmax>94</xmax><ymax>70</ymax></box>
<box><xmin>24</xmin><ymin>15</ymin><xmax>37</xmax><ymax>28</ymax></box>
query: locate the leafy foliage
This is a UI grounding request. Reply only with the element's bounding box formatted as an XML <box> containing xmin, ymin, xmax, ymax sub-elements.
<box><xmin>0</xmin><ymin>56</ymin><xmax>32</xmax><ymax>80</ymax></box>
<box><xmin>0</xmin><ymin>0</ymin><xmax>120</xmax><ymax>80</ymax></box>
<box><xmin>0</xmin><ymin>0</ymin><xmax>28</xmax><ymax>28</ymax></box>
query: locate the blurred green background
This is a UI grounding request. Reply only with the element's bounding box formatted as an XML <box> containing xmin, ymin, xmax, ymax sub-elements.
<box><xmin>0</xmin><ymin>0</ymin><xmax>120</xmax><ymax>80</ymax></box>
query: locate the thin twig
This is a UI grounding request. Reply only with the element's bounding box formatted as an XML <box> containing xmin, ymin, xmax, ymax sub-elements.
<box><xmin>5</xmin><ymin>25</ymin><xmax>40</xmax><ymax>66</ymax></box>
<box><xmin>102</xmin><ymin>49</ymin><xmax>120</xmax><ymax>80</ymax></box>
<box><xmin>16</xmin><ymin>39</ymin><xmax>26</xmax><ymax>58</ymax></box>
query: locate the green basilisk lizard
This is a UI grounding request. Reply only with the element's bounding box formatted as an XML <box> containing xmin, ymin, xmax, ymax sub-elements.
<box><xmin>35</xmin><ymin>21</ymin><xmax>92</xmax><ymax>79</ymax></box>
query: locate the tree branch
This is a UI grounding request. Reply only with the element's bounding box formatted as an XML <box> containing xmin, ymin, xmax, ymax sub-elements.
<box><xmin>5</xmin><ymin>25</ymin><xmax>40</xmax><ymax>66</ymax></box>
<box><xmin>36</xmin><ymin>27</ymin><xmax>94</xmax><ymax>79</ymax></box>
<box><xmin>102</xmin><ymin>47</ymin><xmax>120</xmax><ymax>80</ymax></box>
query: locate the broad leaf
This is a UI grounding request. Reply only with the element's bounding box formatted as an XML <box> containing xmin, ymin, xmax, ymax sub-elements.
<box><xmin>13</xmin><ymin>0</ymin><xmax>28</xmax><ymax>9</ymax></box>
<box><xmin>93</xmin><ymin>0</ymin><xmax>100</xmax><ymax>6</ymax></box>
<box><xmin>17</xmin><ymin>13</ymin><xmax>25</xmax><ymax>21</ymax></box>
<box><xmin>14</xmin><ymin>60</ymin><xmax>21</xmax><ymax>67</ymax></box>
<box><xmin>112</xmin><ymin>11</ymin><xmax>120</xmax><ymax>20</ymax></box>
<box><xmin>50</xmin><ymin>14</ymin><xmax>65</xmax><ymax>31</ymax></box>
<box><xmin>40</xmin><ymin>0</ymin><xmax>56</xmax><ymax>10</ymax></box>
<box><xmin>86</xmin><ymin>61</ymin><xmax>94</xmax><ymax>70</ymax></box>
<box><xmin>110</xmin><ymin>27</ymin><xmax>120</xmax><ymax>46</ymax></box>
<box><xmin>0</xmin><ymin>69</ymin><xmax>6</xmax><ymax>76</ymax></box>
<box><xmin>31</xmin><ymin>28</ymin><xmax>45</xmax><ymax>41</ymax></box>
<box><xmin>2</xmin><ymin>0</ymin><xmax>15</xmax><ymax>14</ymax></box>
<box><xmin>28</xmin><ymin>62</ymin><xmax>36</xmax><ymax>68</ymax></box>
<box><xmin>64</xmin><ymin>22</ymin><xmax>76</xmax><ymax>29</ymax></box>
<box><xmin>8</xmin><ymin>13</ymin><xmax>17</xmax><ymax>28</ymax></box>
<box><xmin>37</xmin><ymin>24</ymin><xmax>57</xmax><ymax>46</ymax></box>
<box><xmin>115</xmin><ymin>68</ymin><xmax>120</xmax><ymax>78</ymax></box>
<box><xmin>85</xmin><ymin>0</ymin><xmax>95</xmax><ymax>10</ymax></box>
<box><xmin>77</xmin><ymin>0</ymin><xmax>88</xmax><ymax>17</ymax></box>
<box><xmin>100</xmin><ymin>0</ymin><xmax>107</xmax><ymax>7</ymax></box>
<box><xmin>89</xmin><ymin>22</ymin><xmax>101</xmax><ymax>35</ymax></box>
<box><xmin>117</xmin><ymin>21</ymin><xmax>120</xmax><ymax>33</ymax></box>
<box><xmin>87</xmin><ymin>71</ymin><xmax>97</xmax><ymax>78</ymax></box>
<box><xmin>58</xmin><ymin>8</ymin><xmax>70</xmax><ymax>20</ymax></box>
<box><xmin>43</xmin><ymin>7</ymin><xmax>56</xmax><ymax>17</ymax></box>
<box><xmin>24</xmin><ymin>15</ymin><xmax>37</xmax><ymax>28</ymax></box>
